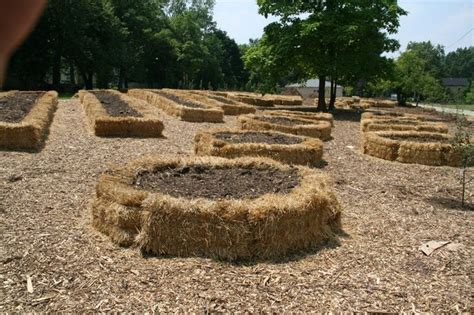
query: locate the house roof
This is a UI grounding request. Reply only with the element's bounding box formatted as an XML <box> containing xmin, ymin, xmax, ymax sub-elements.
<box><xmin>441</xmin><ymin>78</ymin><xmax>469</xmax><ymax>87</ymax></box>
<box><xmin>286</xmin><ymin>79</ymin><xmax>342</xmax><ymax>88</ymax></box>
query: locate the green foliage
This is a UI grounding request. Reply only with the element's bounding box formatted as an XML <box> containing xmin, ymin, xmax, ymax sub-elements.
<box><xmin>4</xmin><ymin>0</ymin><xmax>246</xmax><ymax>91</ymax></box>
<box><xmin>246</xmin><ymin>0</ymin><xmax>406</xmax><ymax>110</ymax></box>
<box><xmin>466</xmin><ymin>83</ymin><xmax>474</xmax><ymax>104</ymax></box>
<box><xmin>445</xmin><ymin>47</ymin><xmax>474</xmax><ymax>78</ymax></box>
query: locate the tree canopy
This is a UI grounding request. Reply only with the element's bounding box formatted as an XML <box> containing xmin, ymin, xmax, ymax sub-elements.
<box><xmin>4</xmin><ymin>0</ymin><xmax>247</xmax><ymax>92</ymax></box>
<box><xmin>245</xmin><ymin>0</ymin><xmax>406</xmax><ymax>111</ymax></box>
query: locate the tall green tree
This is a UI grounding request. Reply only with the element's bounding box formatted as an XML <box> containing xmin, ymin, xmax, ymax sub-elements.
<box><xmin>445</xmin><ymin>47</ymin><xmax>474</xmax><ymax>79</ymax></box>
<box><xmin>249</xmin><ymin>0</ymin><xmax>406</xmax><ymax>111</ymax></box>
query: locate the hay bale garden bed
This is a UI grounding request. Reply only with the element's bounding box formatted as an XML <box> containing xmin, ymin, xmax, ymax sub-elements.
<box><xmin>128</xmin><ymin>89</ymin><xmax>224</xmax><ymax>123</ymax></box>
<box><xmin>194</xmin><ymin>129</ymin><xmax>323</xmax><ymax>166</ymax></box>
<box><xmin>189</xmin><ymin>91</ymin><xmax>256</xmax><ymax>115</ymax></box>
<box><xmin>362</xmin><ymin>131</ymin><xmax>469</xmax><ymax>166</ymax></box>
<box><xmin>81</xmin><ymin>90</ymin><xmax>164</xmax><ymax>137</ymax></box>
<box><xmin>238</xmin><ymin>114</ymin><xmax>332</xmax><ymax>141</ymax></box>
<box><xmin>92</xmin><ymin>155</ymin><xmax>342</xmax><ymax>260</ymax></box>
<box><xmin>265</xmin><ymin>110</ymin><xmax>334</xmax><ymax>126</ymax></box>
<box><xmin>361</xmin><ymin>117</ymin><xmax>449</xmax><ymax>133</ymax></box>
<box><xmin>0</xmin><ymin>90</ymin><xmax>58</xmax><ymax>151</ymax></box>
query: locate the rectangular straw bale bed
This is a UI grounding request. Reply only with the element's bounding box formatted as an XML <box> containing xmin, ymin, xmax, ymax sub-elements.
<box><xmin>168</xmin><ymin>89</ymin><xmax>256</xmax><ymax>115</ymax></box>
<box><xmin>228</xmin><ymin>93</ymin><xmax>274</xmax><ymax>107</ymax></box>
<box><xmin>263</xmin><ymin>95</ymin><xmax>303</xmax><ymax>106</ymax></box>
<box><xmin>0</xmin><ymin>90</ymin><xmax>58</xmax><ymax>151</ymax></box>
<box><xmin>81</xmin><ymin>90</ymin><xmax>164</xmax><ymax>137</ymax></box>
<box><xmin>128</xmin><ymin>89</ymin><xmax>224</xmax><ymax>123</ymax></box>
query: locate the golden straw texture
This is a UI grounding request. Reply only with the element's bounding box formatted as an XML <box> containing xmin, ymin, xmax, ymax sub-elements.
<box><xmin>238</xmin><ymin>114</ymin><xmax>332</xmax><ymax>141</ymax></box>
<box><xmin>362</xmin><ymin>131</ymin><xmax>468</xmax><ymax>166</ymax></box>
<box><xmin>81</xmin><ymin>90</ymin><xmax>164</xmax><ymax>137</ymax></box>
<box><xmin>92</xmin><ymin>155</ymin><xmax>342</xmax><ymax>260</ymax></box>
<box><xmin>194</xmin><ymin>128</ymin><xmax>323</xmax><ymax>166</ymax></box>
<box><xmin>128</xmin><ymin>89</ymin><xmax>224</xmax><ymax>123</ymax></box>
<box><xmin>0</xmin><ymin>91</ymin><xmax>58</xmax><ymax>151</ymax></box>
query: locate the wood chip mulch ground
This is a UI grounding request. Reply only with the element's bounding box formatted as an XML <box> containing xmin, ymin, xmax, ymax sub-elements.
<box><xmin>0</xmin><ymin>100</ymin><xmax>472</xmax><ymax>312</ymax></box>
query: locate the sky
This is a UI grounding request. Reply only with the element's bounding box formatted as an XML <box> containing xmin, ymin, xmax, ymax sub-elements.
<box><xmin>213</xmin><ymin>0</ymin><xmax>474</xmax><ymax>56</ymax></box>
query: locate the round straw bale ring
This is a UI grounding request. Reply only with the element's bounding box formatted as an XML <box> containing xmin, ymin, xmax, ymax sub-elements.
<box><xmin>361</xmin><ymin>118</ymin><xmax>449</xmax><ymax>133</ymax></box>
<box><xmin>92</xmin><ymin>155</ymin><xmax>342</xmax><ymax>260</ymax></box>
<box><xmin>362</xmin><ymin>131</ymin><xmax>468</xmax><ymax>166</ymax></box>
<box><xmin>238</xmin><ymin>114</ymin><xmax>332</xmax><ymax>141</ymax></box>
<box><xmin>194</xmin><ymin>129</ymin><xmax>323</xmax><ymax>166</ymax></box>
<box><xmin>265</xmin><ymin>110</ymin><xmax>334</xmax><ymax>126</ymax></box>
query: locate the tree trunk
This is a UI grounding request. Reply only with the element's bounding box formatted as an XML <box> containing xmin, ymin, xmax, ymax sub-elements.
<box><xmin>52</xmin><ymin>53</ymin><xmax>61</xmax><ymax>91</ymax></box>
<box><xmin>69</xmin><ymin>63</ymin><xmax>76</xmax><ymax>85</ymax></box>
<box><xmin>329</xmin><ymin>79</ymin><xmax>336</xmax><ymax>111</ymax></box>
<box><xmin>118</xmin><ymin>68</ymin><xmax>124</xmax><ymax>89</ymax></box>
<box><xmin>82</xmin><ymin>72</ymin><xmax>93</xmax><ymax>90</ymax></box>
<box><xmin>316</xmin><ymin>76</ymin><xmax>327</xmax><ymax>112</ymax></box>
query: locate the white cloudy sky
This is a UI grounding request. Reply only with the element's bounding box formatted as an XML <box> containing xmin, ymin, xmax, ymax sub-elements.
<box><xmin>213</xmin><ymin>0</ymin><xmax>474</xmax><ymax>55</ymax></box>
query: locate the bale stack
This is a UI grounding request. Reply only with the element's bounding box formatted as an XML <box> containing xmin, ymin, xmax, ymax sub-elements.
<box><xmin>91</xmin><ymin>155</ymin><xmax>342</xmax><ymax>260</ymax></box>
<box><xmin>128</xmin><ymin>89</ymin><xmax>224</xmax><ymax>123</ymax></box>
<box><xmin>264</xmin><ymin>110</ymin><xmax>334</xmax><ymax>126</ymax></box>
<box><xmin>360</xmin><ymin>110</ymin><xmax>449</xmax><ymax>134</ymax></box>
<box><xmin>164</xmin><ymin>89</ymin><xmax>256</xmax><ymax>115</ymax></box>
<box><xmin>238</xmin><ymin>114</ymin><xmax>332</xmax><ymax>141</ymax></box>
<box><xmin>81</xmin><ymin>89</ymin><xmax>164</xmax><ymax>137</ymax></box>
<box><xmin>0</xmin><ymin>91</ymin><xmax>58</xmax><ymax>151</ymax></box>
<box><xmin>362</xmin><ymin>131</ymin><xmax>470</xmax><ymax>166</ymax></box>
<box><xmin>194</xmin><ymin>129</ymin><xmax>324</xmax><ymax>166</ymax></box>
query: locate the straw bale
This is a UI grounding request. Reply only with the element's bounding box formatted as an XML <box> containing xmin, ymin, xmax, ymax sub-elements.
<box><xmin>128</xmin><ymin>89</ymin><xmax>224</xmax><ymax>123</ymax></box>
<box><xmin>373</xmin><ymin>99</ymin><xmax>397</xmax><ymax>108</ymax></box>
<box><xmin>0</xmin><ymin>91</ymin><xmax>58</xmax><ymax>151</ymax></box>
<box><xmin>361</xmin><ymin>118</ymin><xmax>449</xmax><ymax>133</ymax></box>
<box><xmin>362</xmin><ymin>131</ymin><xmax>469</xmax><ymax>166</ymax></box>
<box><xmin>228</xmin><ymin>94</ymin><xmax>274</xmax><ymax>107</ymax></box>
<box><xmin>91</xmin><ymin>155</ymin><xmax>342</xmax><ymax>260</ymax></box>
<box><xmin>265</xmin><ymin>110</ymin><xmax>334</xmax><ymax>126</ymax></box>
<box><xmin>82</xmin><ymin>90</ymin><xmax>164</xmax><ymax>137</ymax></box>
<box><xmin>238</xmin><ymin>114</ymin><xmax>332</xmax><ymax>141</ymax></box>
<box><xmin>164</xmin><ymin>89</ymin><xmax>256</xmax><ymax>115</ymax></box>
<box><xmin>194</xmin><ymin>128</ymin><xmax>323</xmax><ymax>166</ymax></box>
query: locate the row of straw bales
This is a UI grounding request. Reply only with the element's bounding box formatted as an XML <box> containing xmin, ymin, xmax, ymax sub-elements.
<box><xmin>128</xmin><ymin>89</ymin><xmax>224</xmax><ymax>123</ymax></box>
<box><xmin>92</xmin><ymin>155</ymin><xmax>342</xmax><ymax>260</ymax></box>
<box><xmin>163</xmin><ymin>89</ymin><xmax>256</xmax><ymax>115</ymax></box>
<box><xmin>0</xmin><ymin>91</ymin><xmax>58</xmax><ymax>151</ymax></box>
<box><xmin>81</xmin><ymin>90</ymin><xmax>164</xmax><ymax>137</ymax></box>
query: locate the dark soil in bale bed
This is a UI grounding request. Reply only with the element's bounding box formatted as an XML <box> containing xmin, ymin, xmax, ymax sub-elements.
<box><xmin>0</xmin><ymin>91</ymin><xmax>44</xmax><ymax>123</ymax></box>
<box><xmin>207</xmin><ymin>95</ymin><xmax>235</xmax><ymax>105</ymax></box>
<box><xmin>134</xmin><ymin>165</ymin><xmax>300</xmax><ymax>199</ymax></box>
<box><xmin>385</xmin><ymin>135</ymin><xmax>451</xmax><ymax>144</ymax></box>
<box><xmin>90</xmin><ymin>91</ymin><xmax>142</xmax><ymax>117</ymax></box>
<box><xmin>367</xmin><ymin>111</ymin><xmax>405</xmax><ymax>117</ymax></box>
<box><xmin>215</xmin><ymin>132</ymin><xmax>303</xmax><ymax>145</ymax></box>
<box><xmin>154</xmin><ymin>91</ymin><xmax>205</xmax><ymax>109</ymax></box>
<box><xmin>258</xmin><ymin>116</ymin><xmax>314</xmax><ymax>126</ymax></box>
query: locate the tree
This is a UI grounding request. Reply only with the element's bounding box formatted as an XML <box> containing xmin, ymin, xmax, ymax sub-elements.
<box><xmin>394</xmin><ymin>50</ymin><xmax>445</xmax><ymax>105</ymax></box>
<box><xmin>445</xmin><ymin>47</ymin><xmax>474</xmax><ymax>79</ymax></box>
<box><xmin>406</xmin><ymin>41</ymin><xmax>445</xmax><ymax>79</ymax></box>
<box><xmin>249</xmin><ymin>0</ymin><xmax>406</xmax><ymax>111</ymax></box>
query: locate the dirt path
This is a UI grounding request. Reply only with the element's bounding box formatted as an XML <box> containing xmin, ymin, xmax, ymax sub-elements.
<box><xmin>0</xmin><ymin>100</ymin><xmax>472</xmax><ymax>312</ymax></box>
